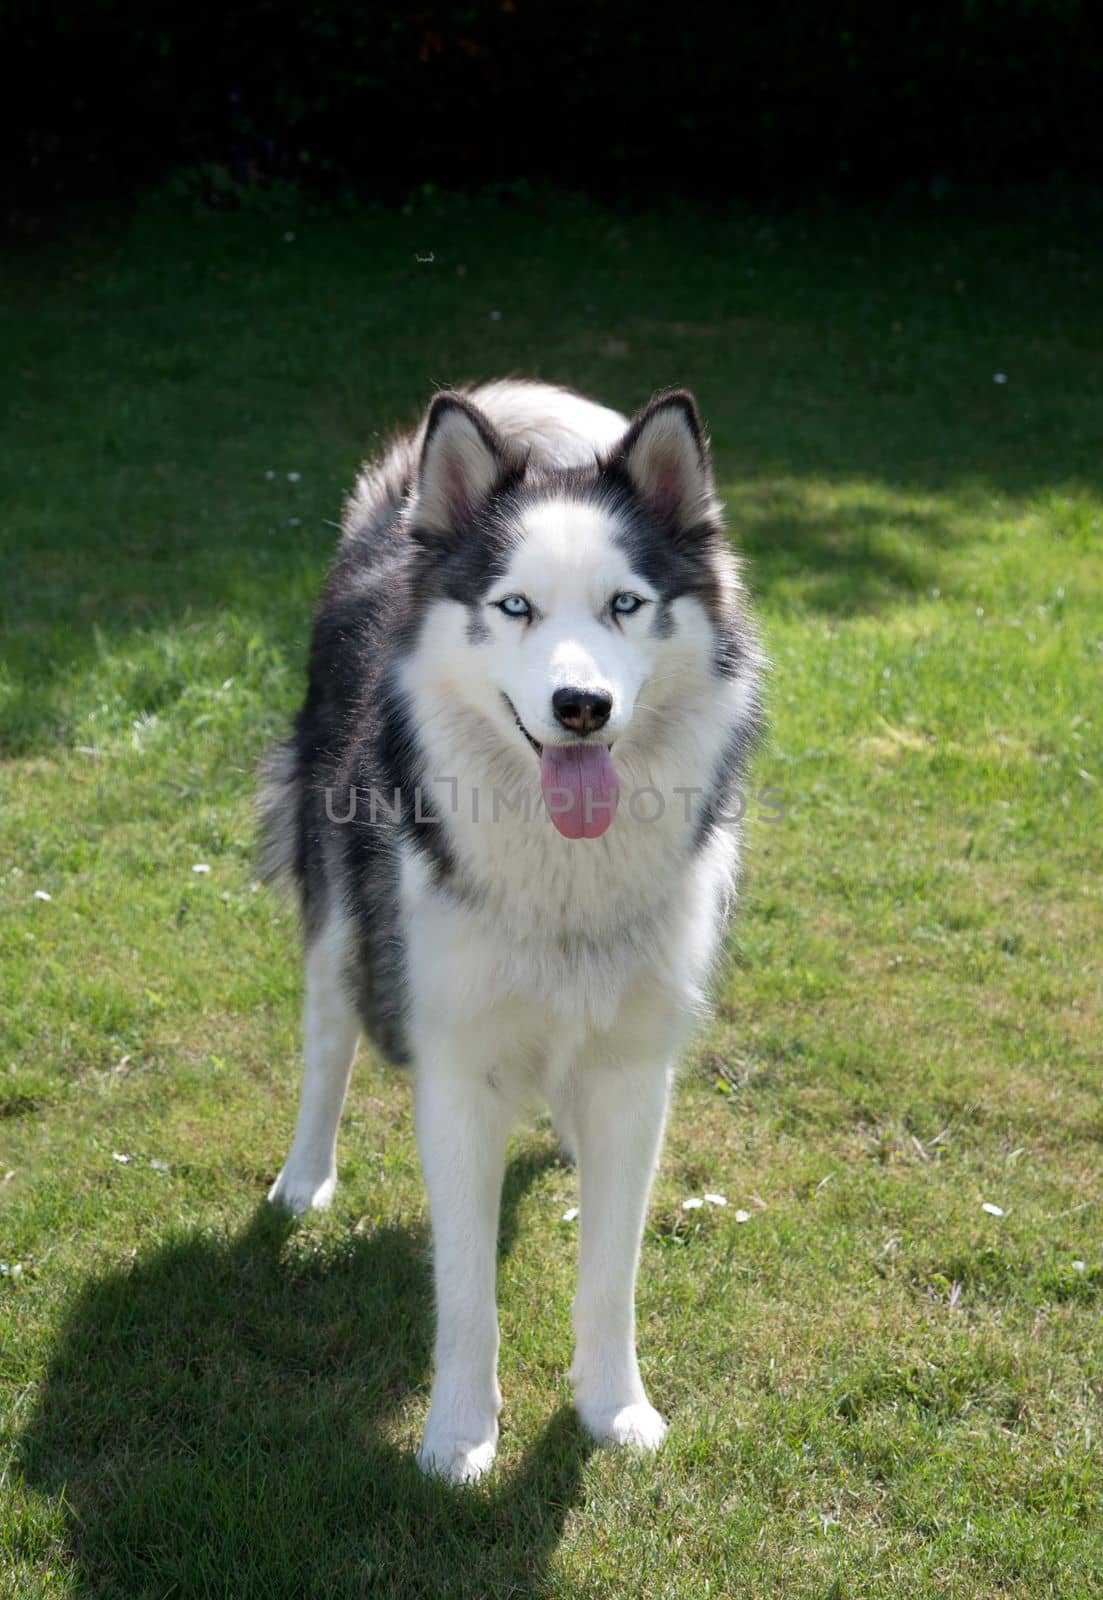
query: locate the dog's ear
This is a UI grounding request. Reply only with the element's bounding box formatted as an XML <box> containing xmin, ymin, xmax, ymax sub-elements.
<box><xmin>612</xmin><ymin>390</ymin><xmax>718</xmax><ymax>533</ymax></box>
<box><xmin>412</xmin><ymin>393</ymin><xmax>514</xmax><ymax>539</ymax></box>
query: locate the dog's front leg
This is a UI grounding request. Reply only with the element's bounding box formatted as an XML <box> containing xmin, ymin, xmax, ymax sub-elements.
<box><xmin>569</xmin><ymin>1058</ymin><xmax>672</xmax><ymax>1451</ymax></box>
<box><xmin>414</xmin><ymin>1048</ymin><xmax>513</xmax><ymax>1484</ymax></box>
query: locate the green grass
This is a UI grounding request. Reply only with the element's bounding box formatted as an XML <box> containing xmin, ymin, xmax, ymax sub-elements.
<box><xmin>2</xmin><ymin>192</ymin><xmax>1101</xmax><ymax>1598</ymax></box>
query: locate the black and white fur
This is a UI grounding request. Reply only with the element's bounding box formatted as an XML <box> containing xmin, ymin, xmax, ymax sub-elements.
<box><xmin>260</xmin><ymin>380</ymin><xmax>763</xmax><ymax>1482</ymax></box>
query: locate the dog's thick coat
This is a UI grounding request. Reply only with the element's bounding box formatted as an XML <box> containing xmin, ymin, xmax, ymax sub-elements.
<box><xmin>261</xmin><ymin>380</ymin><xmax>763</xmax><ymax>1481</ymax></box>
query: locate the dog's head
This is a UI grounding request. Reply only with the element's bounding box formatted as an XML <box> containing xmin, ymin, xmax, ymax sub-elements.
<box><xmin>402</xmin><ymin>388</ymin><xmax>746</xmax><ymax>838</ymax></box>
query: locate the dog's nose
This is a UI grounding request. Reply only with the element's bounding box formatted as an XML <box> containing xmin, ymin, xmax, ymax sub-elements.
<box><xmin>552</xmin><ymin>687</ymin><xmax>613</xmax><ymax>736</ymax></box>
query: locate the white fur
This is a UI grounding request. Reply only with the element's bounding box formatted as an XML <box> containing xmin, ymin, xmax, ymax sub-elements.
<box><xmin>268</xmin><ymin>915</ymin><xmax>359</xmax><ymax>1214</ymax></box>
<box><xmin>449</xmin><ymin>379</ymin><xmax>627</xmax><ymax>467</ymax></box>
<box><xmin>272</xmin><ymin>382</ymin><xmax>758</xmax><ymax>1483</ymax></box>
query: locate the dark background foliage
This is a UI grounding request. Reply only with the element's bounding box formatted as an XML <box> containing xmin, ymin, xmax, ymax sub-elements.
<box><xmin>7</xmin><ymin>0</ymin><xmax>1103</xmax><ymax>220</ymax></box>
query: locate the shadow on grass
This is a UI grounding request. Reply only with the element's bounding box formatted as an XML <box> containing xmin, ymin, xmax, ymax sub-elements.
<box><xmin>18</xmin><ymin>1150</ymin><xmax>591</xmax><ymax>1599</ymax></box>
<box><xmin>733</xmin><ymin>495</ymin><xmax>960</xmax><ymax>615</ymax></box>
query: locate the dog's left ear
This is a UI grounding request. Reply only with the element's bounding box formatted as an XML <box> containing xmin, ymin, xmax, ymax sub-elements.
<box><xmin>611</xmin><ymin>390</ymin><xmax>717</xmax><ymax>533</ymax></box>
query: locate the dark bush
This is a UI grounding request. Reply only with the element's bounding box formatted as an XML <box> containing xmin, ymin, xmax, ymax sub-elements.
<box><xmin>7</xmin><ymin>1</ymin><xmax>1103</xmax><ymax>215</ymax></box>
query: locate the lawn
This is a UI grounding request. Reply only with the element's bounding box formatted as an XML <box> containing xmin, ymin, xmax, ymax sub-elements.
<box><xmin>1</xmin><ymin>192</ymin><xmax>1101</xmax><ymax>1598</ymax></box>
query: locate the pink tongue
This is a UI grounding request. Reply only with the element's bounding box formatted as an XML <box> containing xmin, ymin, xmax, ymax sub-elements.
<box><xmin>540</xmin><ymin>744</ymin><xmax>620</xmax><ymax>839</ymax></box>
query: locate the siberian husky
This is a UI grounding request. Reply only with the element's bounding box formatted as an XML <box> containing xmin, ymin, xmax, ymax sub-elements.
<box><xmin>260</xmin><ymin>380</ymin><xmax>763</xmax><ymax>1482</ymax></box>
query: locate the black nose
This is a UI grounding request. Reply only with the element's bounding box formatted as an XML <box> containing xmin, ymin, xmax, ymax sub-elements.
<box><xmin>552</xmin><ymin>687</ymin><xmax>613</xmax><ymax>736</ymax></box>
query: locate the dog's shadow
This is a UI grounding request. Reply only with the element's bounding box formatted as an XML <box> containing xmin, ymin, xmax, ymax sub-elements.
<box><xmin>17</xmin><ymin>1149</ymin><xmax>592</xmax><ymax>1597</ymax></box>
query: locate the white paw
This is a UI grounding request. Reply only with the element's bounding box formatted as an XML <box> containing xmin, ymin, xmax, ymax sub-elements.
<box><xmin>579</xmin><ymin>1399</ymin><xmax>667</xmax><ymax>1452</ymax></box>
<box><xmin>417</xmin><ymin>1381</ymin><xmax>500</xmax><ymax>1485</ymax></box>
<box><xmin>417</xmin><ymin>1431</ymin><xmax>497</xmax><ymax>1485</ymax></box>
<box><xmin>267</xmin><ymin>1166</ymin><xmax>336</xmax><ymax>1215</ymax></box>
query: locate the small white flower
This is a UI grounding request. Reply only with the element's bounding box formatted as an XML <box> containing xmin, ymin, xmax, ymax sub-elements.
<box><xmin>149</xmin><ymin>1158</ymin><xmax>169</xmax><ymax>1173</ymax></box>
<box><xmin>981</xmin><ymin>1201</ymin><xmax>1004</xmax><ymax>1216</ymax></box>
<box><xmin>993</xmin><ymin>372</ymin><xmax>1008</xmax><ymax>384</ymax></box>
<box><xmin>1072</xmin><ymin>1260</ymin><xmax>1086</xmax><ymax>1273</ymax></box>
<box><xmin>112</xmin><ymin>1152</ymin><xmax>131</xmax><ymax>1165</ymax></box>
<box><xmin>734</xmin><ymin>1209</ymin><xmax>752</xmax><ymax>1224</ymax></box>
<box><xmin>286</xmin><ymin>471</ymin><xmax>301</xmax><ymax>482</ymax></box>
<box><xmin>265</xmin><ymin>470</ymin><xmax>275</xmax><ymax>480</ymax></box>
<box><xmin>489</xmin><ymin>310</ymin><xmax>502</xmax><ymax>321</ymax></box>
<box><xmin>704</xmin><ymin>1193</ymin><xmax>727</xmax><ymax>1207</ymax></box>
<box><xmin>288</xmin><ymin>517</ymin><xmax>302</xmax><ymax>527</ymax></box>
<box><xmin>250</xmin><ymin>881</ymin><xmax>261</xmax><ymax>893</ymax></box>
<box><xmin>192</xmin><ymin>863</ymin><xmax>211</xmax><ymax>874</ymax></box>
<box><xmin>283</xmin><ymin>231</ymin><xmax>296</xmax><ymax>243</ymax></box>
<box><xmin>33</xmin><ymin>889</ymin><xmax>52</xmax><ymax>901</ymax></box>
<box><xmin>682</xmin><ymin>1197</ymin><xmax>704</xmax><ymax>1210</ymax></box>
<box><xmin>562</xmin><ymin>1206</ymin><xmax>579</xmax><ymax>1223</ymax></box>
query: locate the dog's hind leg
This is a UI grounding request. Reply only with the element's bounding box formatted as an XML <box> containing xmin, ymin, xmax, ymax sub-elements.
<box><xmin>566</xmin><ymin>1052</ymin><xmax>673</xmax><ymax>1452</ymax></box>
<box><xmin>268</xmin><ymin>917</ymin><xmax>359</xmax><ymax>1215</ymax></box>
<box><xmin>550</xmin><ymin>1102</ymin><xmax>578</xmax><ymax>1164</ymax></box>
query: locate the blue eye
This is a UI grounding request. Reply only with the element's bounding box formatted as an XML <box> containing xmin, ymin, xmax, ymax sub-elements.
<box><xmin>612</xmin><ymin>592</ymin><xmax>645</xmax><ymax>616</ymax></box>
<box><xmin>497</xmin><ymin>594</ymin><xmax>532</xmax><ymax>619</ymax></box>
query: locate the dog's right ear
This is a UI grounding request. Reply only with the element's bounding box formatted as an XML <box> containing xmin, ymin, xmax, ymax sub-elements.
<box><xmin>411</xmin><ymin>393</ymin><xmax>512</xmax><ymax>541</ymax></box>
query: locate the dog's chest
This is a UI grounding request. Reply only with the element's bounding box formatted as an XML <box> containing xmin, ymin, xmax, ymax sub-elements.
<box><xmin>399</xmin><ymin>808</ymin><xmax>733</xmax><ymax>1037</ymax></box>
